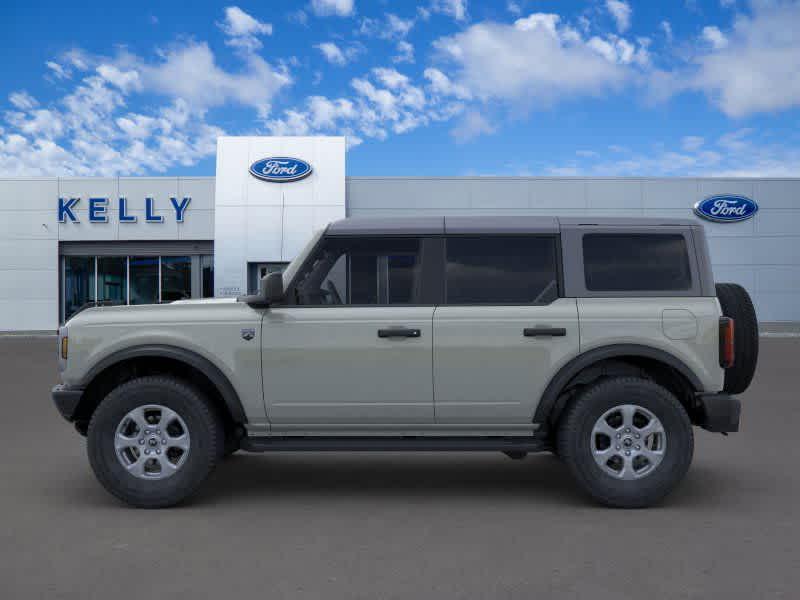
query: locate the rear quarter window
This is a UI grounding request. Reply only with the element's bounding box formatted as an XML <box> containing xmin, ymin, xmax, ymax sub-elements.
<box><xmin>582</xmin><ymin>233</ymin><xmax>692</xmax><ymax>292</ymax></box>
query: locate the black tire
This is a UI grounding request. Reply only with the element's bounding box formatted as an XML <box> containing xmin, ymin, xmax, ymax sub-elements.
<box><xmin>87</xmin><ymin>376</ymin><xmax>222</xmax><ymax>508</ymax></box>
<box><xmin>557</xmin><ymin>377</ymin><xmax>694</xmax><ymax>508</ymax></box>
<box><xmin>716</xmin><ymin>282</ymin><xmax>759</xmax><ymax>394</ymax></box>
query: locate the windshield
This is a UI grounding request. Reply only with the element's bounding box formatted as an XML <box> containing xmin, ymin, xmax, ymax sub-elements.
<box><xmin>281</xmin><ymin>229</ymin><xmax>324</xmax><ymax>289</ymax></box>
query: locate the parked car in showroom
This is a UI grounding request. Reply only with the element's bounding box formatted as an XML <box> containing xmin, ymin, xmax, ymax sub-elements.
<box><xmin>52</xmin><ymin>216</ymin><xmax>757</xmax><ymax>508</ymax></box>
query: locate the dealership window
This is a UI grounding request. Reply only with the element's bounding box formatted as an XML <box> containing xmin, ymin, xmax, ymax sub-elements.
<box><xmin>293</xmin><ymin>237</ymin><xmax>421</xmax><ymax>305</ymax></box>
<box><xmin>201</xmin><ymin>255</ymin><xmax>214</xmax><ymax>298</ymax></box>
<box><xmin>161</xmin><ymin>256</ymin><xmax>192</xmax><ymax>302</ymax></box>
<box><xmin>582</xmin><ymin>234</ymin><xmax>692</xmax><ymax>292</ymax></box>
<box><xmin>61</xmin><ymin>253</ymin><xmax>214</xmax><ymax>322</ymax></box>
<box><xmin>130</xmin><ymin>256</ymin><xmax>159</xmax><ymax>305</ymax></box>
<box><xmin>445</xmin><ymin>236</ymin><xmax>559</xmax><ymax>304</ymax></box>
<box><xmin>64</xmin><ymin>256</ymin><xmax>96</xmax><ymax>319</ymax></box>
<box><xmin>247</xmin><ymin>262</ymin><xmax>289</xmax><ymax>295</ymax></box>
<box><xmin>97</xmin><ymin>257</ymin><xmax>127</xmax><ymax>305</ymax></box>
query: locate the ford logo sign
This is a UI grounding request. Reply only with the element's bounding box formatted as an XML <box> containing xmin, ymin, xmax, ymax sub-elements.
<box><xmin>249</xmin><ymin>157</ymin><xmax>312</xmax><ymax>183</ymax></box>
<box><xmin>694</xmin><ymin>195</ymin><xmax>758</xmax><ymax>223</ymax></box>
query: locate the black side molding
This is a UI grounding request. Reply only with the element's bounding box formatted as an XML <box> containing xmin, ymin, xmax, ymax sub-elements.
<box><xmin>241</xmin><ymin>436</ymin><xmax>549</xmax><ymax>453</ymax></box>
<box><xmin>80</xmin><ymin>344</ymin><xmax>247</xmax><ymax>424</ymax></box>
<box><xmin>533</xmin><ymin>344</ymin><xmax>704</xmax><ymax>426</ymax></box>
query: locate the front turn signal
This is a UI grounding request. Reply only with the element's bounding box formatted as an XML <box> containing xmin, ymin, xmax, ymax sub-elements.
<box><xmin>60</xmin><ymin>336</ymin><xmax>69</xmax><ymax>360</ymax></box>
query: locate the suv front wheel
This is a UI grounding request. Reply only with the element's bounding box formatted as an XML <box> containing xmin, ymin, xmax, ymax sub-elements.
<box><xmin>87</xmin><ymin>376</ymin><xmax>223</xmax><ymax>508</ymax></box>
<box><xmin>557</xmin><ymin>377</ymin><xmax>694</xmax><ymax>508</ymax></box>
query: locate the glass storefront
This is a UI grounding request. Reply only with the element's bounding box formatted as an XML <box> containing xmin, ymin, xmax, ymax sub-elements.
<box><xmin>97</xmin><ymin>257</ymin><xmax>127</xmax><ymax>305</ymax></box>
<box><xmin>161</xmin><ymin>256</ymin><xmax>192</xmax><ymax>302</ymax></box>
<box><xmin>129</xmin><ymin>256</ymin><xmax>159</xmax><ymax>305</ymax></box>
<box><xmin>61</xmin><ymin>254</ymin><xmax>214</xmax><ymax>322</ymax></box>
<box><xmin>64</xmin><ymin>256</ymin><xmax>96</xmax><ymax>319</ymax></box>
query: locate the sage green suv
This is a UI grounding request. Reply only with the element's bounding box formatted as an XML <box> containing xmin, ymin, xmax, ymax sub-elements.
<box><xmin>52</xmin><ymin>216</ymin><xmax>757</xmax><ymax>508</ymax></box>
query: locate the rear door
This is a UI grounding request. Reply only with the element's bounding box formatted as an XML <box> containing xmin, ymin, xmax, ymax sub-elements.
<box><xmin>433</xmin><ymin>235</ymin><xmax>579</xmax><ymax>424</ymax></box>
<box><xmin>262</xmin><ymin>236</ymin><xmax>436</xmax><ymax>425</ymax></box>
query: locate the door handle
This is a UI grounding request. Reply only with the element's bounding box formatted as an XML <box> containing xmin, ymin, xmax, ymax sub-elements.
<box><xmin>378</xmin><ymin>328</ymin><xmax>421</xmax><ymax>339</ymax></box>
<box><xmin>523</xmin><ymin>327</ymin><xmax>567</xmax><ymax>337</ymax></box>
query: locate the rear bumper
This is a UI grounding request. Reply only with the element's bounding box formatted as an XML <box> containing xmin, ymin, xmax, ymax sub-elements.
<box><xmin>696</xmin><ymin>392</ymin><xmax>741</xmax><ymax>433</ymax></box>
<box><xmin>51</xmin><ymin>384</ymin><xmax>84</xmax><ymax>422</ymax></box>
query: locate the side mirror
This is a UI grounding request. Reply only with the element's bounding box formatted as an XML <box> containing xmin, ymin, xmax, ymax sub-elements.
<box><xmin>239</xmin><ymin>271</ymin><xmax>284</xmax><ymax>308</ymax></box>
<box><xmin>263</xmin><ymin>271</ymin><xmax>284</xmax><ymax>304</ymax></box>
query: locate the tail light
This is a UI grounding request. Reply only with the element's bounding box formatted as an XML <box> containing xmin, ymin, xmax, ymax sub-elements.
<box><xmin>719</xmin><ymin>317</ymin><xmax>735</xmax><ymax>368</ymax></box>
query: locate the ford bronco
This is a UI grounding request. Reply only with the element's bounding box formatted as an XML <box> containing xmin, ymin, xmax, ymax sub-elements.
<box><xmin>52</xmin><ymin>216</ymin><xmax>758</xmax><ymax>508</ymax></box>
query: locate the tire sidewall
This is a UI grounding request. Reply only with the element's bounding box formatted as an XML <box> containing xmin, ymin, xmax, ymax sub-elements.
<box><xmin>560</xmin><ymin>378</ymin><xmax>694</xmax><ymax>507</ymax></box>
<box><xmin>88</xmin><ymin>378</ymin><xmax>219</xmax><ymax>508</ymax></box>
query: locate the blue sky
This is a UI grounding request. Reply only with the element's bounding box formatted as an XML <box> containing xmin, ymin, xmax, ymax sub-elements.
<box><xmin>1</xmin><ymin>0</ymin><xmax>799</xmax><ymax>177</ymax></box>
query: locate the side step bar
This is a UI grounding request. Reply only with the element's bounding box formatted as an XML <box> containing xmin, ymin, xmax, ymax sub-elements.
<box><xmin>240</xmin><ymin>436</ymin><xmax>550</xmax><ymax>453</ymax></box>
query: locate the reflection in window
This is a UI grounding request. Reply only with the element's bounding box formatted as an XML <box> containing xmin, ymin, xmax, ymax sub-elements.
<box><xmin>295</xmin><ymin>238</ymin><xmax>420</xmax><ymax>306</ymax></box>
<box><xmin>201</xmin><ymin>255</ymin><xmax>214</xmax><ymax>298</ymax></box>
<box><xmin>64</xmin><ymin>256</ymin><xmax>95</xmax><ymax>320</ymax></box>
<box><xmin>583</xmin><ymin>234</ymin><xmax>691</xmax><ymax>291</ymax></box>
<box><xmin>445</xmin><ymin>236</ymin><xmax>558</xmax><ymax>304</ymax></box>
<box><xmin>130</xmin><ymin>256</ymin><xmax>158</xmax><ymax>305</ymax></box>
<box><xmin>97</xmin><ymin>257</ymin><xmax>127</xmax><ymax>305</ymax></box>
<box><xmin>161</xmin><ymin>256</ymin><xmax>191</xmax><ymax>302</ymax></box>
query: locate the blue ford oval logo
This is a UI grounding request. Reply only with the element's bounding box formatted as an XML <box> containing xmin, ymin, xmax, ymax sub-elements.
<box><xmin>694</xmin><ymin>195</ymin><xmax>758</xmax><ymax>223</ymax></box>
<box><xmin>249</xmin><ymin>157</ymin><xmax>312</xmax><ymax>182</ymax></box>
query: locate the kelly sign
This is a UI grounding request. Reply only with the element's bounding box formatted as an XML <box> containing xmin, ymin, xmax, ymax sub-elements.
<box><xmin>58</xmin><ymin>197</ymin><xmax>191</xmax><ymax>223</ymax></box>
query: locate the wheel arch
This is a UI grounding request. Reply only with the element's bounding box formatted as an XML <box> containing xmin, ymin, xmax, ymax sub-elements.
<box><xmin>533</xmin><ymin>344</ymin><xmax>703</xmax><ymax>428</ymax></box>
<box><xmin>73</xmin><ymin>345</ymin><xmax>246</xmax><ymax>433</ymax></box>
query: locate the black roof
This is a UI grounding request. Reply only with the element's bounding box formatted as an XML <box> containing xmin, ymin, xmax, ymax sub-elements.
<box><xmin>325</xmin><ymin>215</ymin><xmax>698</xmax><ymax>236</ymax></box>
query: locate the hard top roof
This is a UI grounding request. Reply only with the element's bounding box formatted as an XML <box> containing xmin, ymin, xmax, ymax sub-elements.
<box><xmin>325</xmin><ymin>215</ymin><xmax>698</xmax><ymax>236</ymax></box>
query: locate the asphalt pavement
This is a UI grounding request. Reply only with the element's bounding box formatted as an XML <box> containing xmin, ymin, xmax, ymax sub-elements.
<box><xmin>1</xmin><ymin>336</ymin><xmax>798</xmax><ymax>599</ymax></box>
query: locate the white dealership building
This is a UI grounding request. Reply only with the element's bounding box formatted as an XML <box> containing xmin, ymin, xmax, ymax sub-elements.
<box><xmin>0</xmin><ymin>135</ymin><xmax>798</xmax><ymax>332</ymax></box>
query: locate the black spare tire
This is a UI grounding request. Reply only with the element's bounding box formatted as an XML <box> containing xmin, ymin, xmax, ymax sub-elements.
<box><xmin>716</xmin><ymin>282</ymin><xmax>759</xmax><ymax>394</ymax></box>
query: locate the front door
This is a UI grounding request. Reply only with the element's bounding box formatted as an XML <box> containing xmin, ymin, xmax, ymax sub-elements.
<box><xmin>433</xmin><ymin>235</ymin><xmax>580</xmax><ymax>424</ymax></box>
<box><xmin>262</xmin><ymin>235</ymin><xmax>435</xmax><ymax>426</ymax></box>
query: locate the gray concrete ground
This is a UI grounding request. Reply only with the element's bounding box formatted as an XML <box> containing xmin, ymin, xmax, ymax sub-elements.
<box><xmin>1</xmin><ymin>337</ymin><xmax>798</xmax><ymax>600</ymax></box>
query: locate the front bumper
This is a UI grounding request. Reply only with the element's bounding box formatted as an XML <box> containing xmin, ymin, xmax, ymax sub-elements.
<box><xmin>696</xmin><ymin>392</ymin><xmax>741</xmax><ymax>433</ymax></box>
<box><xmin>51</xmin><ymin>384</ymin><xmax>84</xmax><ymax>422</ymax></box>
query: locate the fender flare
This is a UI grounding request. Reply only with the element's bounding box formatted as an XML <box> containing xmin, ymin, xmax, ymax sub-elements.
<box><xmin>533</xmin><ymin>344</ymin><xmax>703</xmax><ymax>425</ymax></box>
<box><xmin>80</xmin><ymin>344</ymin><xmax>247</xmax><ymax>424</ymax></box>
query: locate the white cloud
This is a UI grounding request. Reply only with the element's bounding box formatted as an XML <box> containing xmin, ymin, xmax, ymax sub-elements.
<box><xmin>432</xmin><ymin>13</ymin><xmax>638</xmax><ymax>107</ymax></box>
<box><xmin>393</xmin><ymin>41</ymin><xmax>415</xmax><ymax>63</ymax></box>
<box><xmin>430</xmin><ymin>0</ymin><xmax>468</xmax><ymax>21</ymax></box>
<box><xmin>45</xmin><ymin>61</ymin><xmax>71</xmax><ymax>80</ymax></box>
<box><xmin>701</xmin><ymin>25</ymin><xmax>728</xmax><ymax>49</ymax></box>
<box><xmin>682</xmin><ymin>135</ymin><xmax>705</xmax><ymax>152</ymax></box>
<box><xmin>386</xmin><ymin>14</ymin><xmax>414</xmax><ymax>38</ymax></box>
<box><xmin>691</xmin><ymin>2</ymin><xmax>800</xmax><ymax>116</ymax></box>
<box><xmin>606</xmin><ymin>0</ymin><xmax>632</xmax><ymax>33</ymax></box>
<box><xmin>0</xmin><ymin>37</ymin><xmax>288</xmax><ymax>175</ymax></box>
<box><xmin>310</xmin><ymin>0</ymin><xmax>354</xmax><ymax>17</ymax></box>
<box><xmin>314</xmin><ymin>42</ymin><xmax>363</xmax><ymax>66</ymax></box>
<box><xmin>423</xmin><ymin>67</ymin><xmax>472</xmax><ymax>100</ymax></box>
<box><xmin>660</xmin><ymin>20</ymin><xmax>673</xmax><ymax>42</ymax></box>
<box><xmin>546</xmin><ymin>128</ymin><xmax>800</xmax><ymax>177</ymax></box>
<box><xmin>507</xmin><ymin>1</ymin><xmax>522</xmax><ymax>16</ymax></box>
<box><xmin>451</xmin><ymin>110</ymin><xmax>496</xmax><ymax>142</ymax></box>
<box><xmin>9</xmin><ymin>91</ymin><xmax>38</xmax><ymax>111</ymax></box>
<box><xmin>218</xmin><ymin>6</ymin><xmax>272</xmax><ymax>51</ymax></box>
<box><xmin>266</xmin><ymin>66</ymin><xmax>463</xmax><ymax>145</ymax></box>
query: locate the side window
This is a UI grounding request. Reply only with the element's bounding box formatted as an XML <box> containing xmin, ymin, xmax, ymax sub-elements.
<box><xmin>293</xmin><ymin>237</ymin><xmax>421</xmax><ymax>305</ymax></box>
<box><xmin>582</xmin><ymin>234</ymin><xmax>692</xmax><ymax>292</ymax></box>
<box><xmin>445</xmin><ymin>236</ymin><xmax>559</xmax><ymax>304</ymax></box>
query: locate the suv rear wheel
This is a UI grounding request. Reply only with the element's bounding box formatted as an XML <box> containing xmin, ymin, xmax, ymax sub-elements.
<box><xmin>87</xmin><ymin>376</ymin><xmax>222</xmax><ymax>508</ymax></box>
<box><xmin>557</xmin><ymin>377</ymin><xmax>693</xmax><ymax>508</ymax></box>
